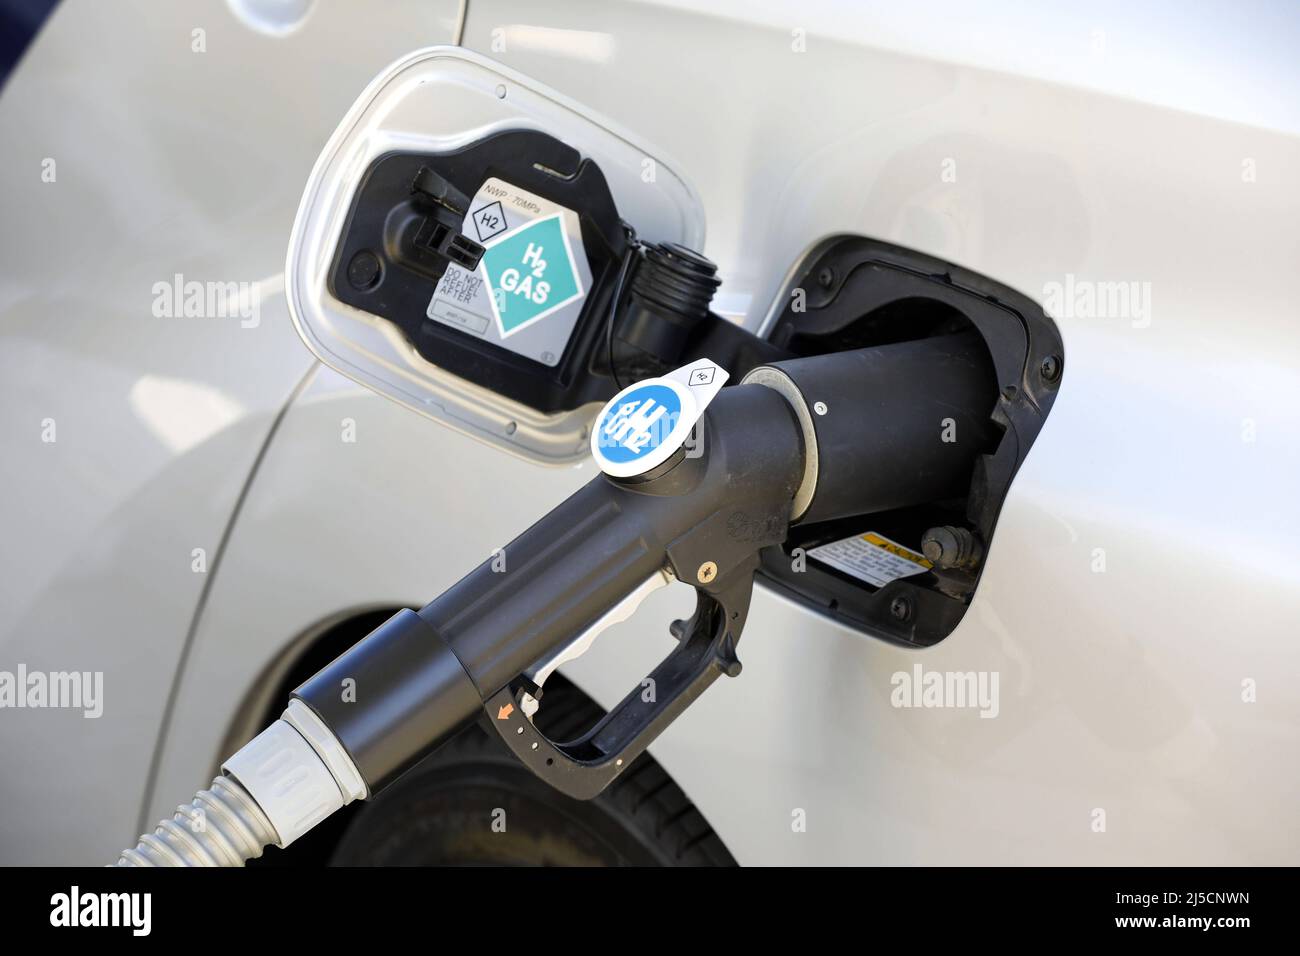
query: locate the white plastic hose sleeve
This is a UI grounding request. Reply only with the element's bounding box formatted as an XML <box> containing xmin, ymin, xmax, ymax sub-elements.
<box><xmin>115</xmin><ymin>702</ymin><xmax>366</xmax><ymax>866</ymax></box>
<box><xmin>115</xmin><ymin>773</ymin><xmax>278</xmax><ymax>867</ymax></box>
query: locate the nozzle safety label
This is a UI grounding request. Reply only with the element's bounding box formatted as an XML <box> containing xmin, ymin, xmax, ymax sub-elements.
<box><xmin>807</xmin><ymin>532</ymin><xmax>933</xmax><ymax>588</ymax></box>
<box><xmin>427</xmin><ymin>177</ymin><xmax>589</xmax><ymax>367</ymax></box>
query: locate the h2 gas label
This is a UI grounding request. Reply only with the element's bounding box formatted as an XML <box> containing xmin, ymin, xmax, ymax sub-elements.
<box><xmin>427</xmin><ymin>178</ymin><xmax>591</xmax><ymax>367</ymax></box>
<box><xmin>479</xmin><ymin>213</ymin><xmax>583</xmax><ymax>336</ymax></box>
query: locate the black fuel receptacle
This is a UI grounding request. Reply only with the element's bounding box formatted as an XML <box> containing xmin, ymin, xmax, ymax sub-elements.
<box><xmin>753</xmin><ymin>236</ymin><xmax>1063</xmax><ymax>647</ymax></box>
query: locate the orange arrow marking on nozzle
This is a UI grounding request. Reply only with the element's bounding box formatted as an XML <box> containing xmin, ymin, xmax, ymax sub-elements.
<box><xmin>497</xmin><ymin>703</ymin><xmax>514</xmax><ymax>720</ymax></box>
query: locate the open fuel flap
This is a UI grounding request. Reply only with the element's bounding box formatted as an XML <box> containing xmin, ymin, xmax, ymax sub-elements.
<box><xmin>285</xmin><ymin>46</ymin><xmax>708</xmax><ymax>464</ymax></box>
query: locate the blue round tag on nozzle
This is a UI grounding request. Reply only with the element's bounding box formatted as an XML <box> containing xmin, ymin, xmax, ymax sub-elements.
<box><xmin>590</xmin><ymin>360</ymin><xmax>729</xmax><ymax>478</ymax></box>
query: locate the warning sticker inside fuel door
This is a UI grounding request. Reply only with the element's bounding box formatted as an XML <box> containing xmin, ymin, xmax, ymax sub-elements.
<box><xmin>427</xmin><ymin>177</ymin><xmax>590</xmax><ymax>367</ymax></box>
<box><xmin>807</xmin><ymin>532</ymin><xmax>933</xmax><ymax>588</ymax></box>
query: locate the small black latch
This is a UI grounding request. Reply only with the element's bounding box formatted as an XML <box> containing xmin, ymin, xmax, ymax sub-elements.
<box><xmin>413</xmin><ymin>215</ymin><xmax>484</xmax><ymax>271</ymax></box>
<box><xmin>407</xmin><ymin>167</ymin><xmax>485</xmax><ymax>273</ymax></box>
<box><xmin>411</xmin><ymin>165</ymin><xmax>471</xmax><ymax>215</ymax></box>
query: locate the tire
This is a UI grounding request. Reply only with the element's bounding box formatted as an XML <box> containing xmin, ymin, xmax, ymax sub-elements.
<box><xmin>329</xmin><ymin>677</ymin><xmax>736</xmax><ymax>867</ymax></box>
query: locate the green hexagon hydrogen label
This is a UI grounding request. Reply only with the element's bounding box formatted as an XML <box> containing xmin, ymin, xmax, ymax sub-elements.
<box><xmin>479</xmin><ymin>213</ymin><xmax>584</xmax><ymax>337</ymax></box>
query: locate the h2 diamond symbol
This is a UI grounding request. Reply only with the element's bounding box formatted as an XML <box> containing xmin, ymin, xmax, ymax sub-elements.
<box><xmin>471</xmin><ymin>201</ymin><xmax>507</xmax><ymax>242</ymax></box>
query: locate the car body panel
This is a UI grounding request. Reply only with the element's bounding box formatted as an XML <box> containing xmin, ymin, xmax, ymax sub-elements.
<box><xmin>3</xmin><ymin>0</ymin><xmax>1298</xmax><ymax>864</ymax></box>
<box><xmin>0</xmin><ymin>0</ymin><xmax>461</xmax><ymax>865</ymax></box>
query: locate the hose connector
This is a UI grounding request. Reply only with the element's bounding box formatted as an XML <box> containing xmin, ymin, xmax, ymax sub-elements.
<box><xmin>116</xmin><ymin>700</ymin><xmax>365</xmax><ymax>866</ymax></box>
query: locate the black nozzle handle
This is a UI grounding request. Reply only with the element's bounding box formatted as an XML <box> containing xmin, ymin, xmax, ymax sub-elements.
<box><xmin>294</xmin><ymin>384</ymin><xmax>804</xmax><ymax>797</ymax></box>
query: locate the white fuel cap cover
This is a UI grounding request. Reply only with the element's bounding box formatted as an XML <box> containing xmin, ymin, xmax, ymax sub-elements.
<box><xmin>591</xmin><ymin>359</ymin><xmax>728</xmax><ymax>478</ymax></box>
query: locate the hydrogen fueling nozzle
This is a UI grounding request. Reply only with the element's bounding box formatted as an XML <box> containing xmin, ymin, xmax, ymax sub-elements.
<box><xmin>292</xmin><ymin>365</ymin><xmax>807</xmax><ymax>801</ymax></box>
<box><xmin>117</xmin><ymin>332</ymin><xmax>995</xmax><ymax>865</ymax></box>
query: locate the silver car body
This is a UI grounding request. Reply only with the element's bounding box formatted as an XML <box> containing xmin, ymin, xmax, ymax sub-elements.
<box><xmin>1</xmin><ymin>0</ymin><xmax>1297</xmax><ymax>864</ymax></box>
